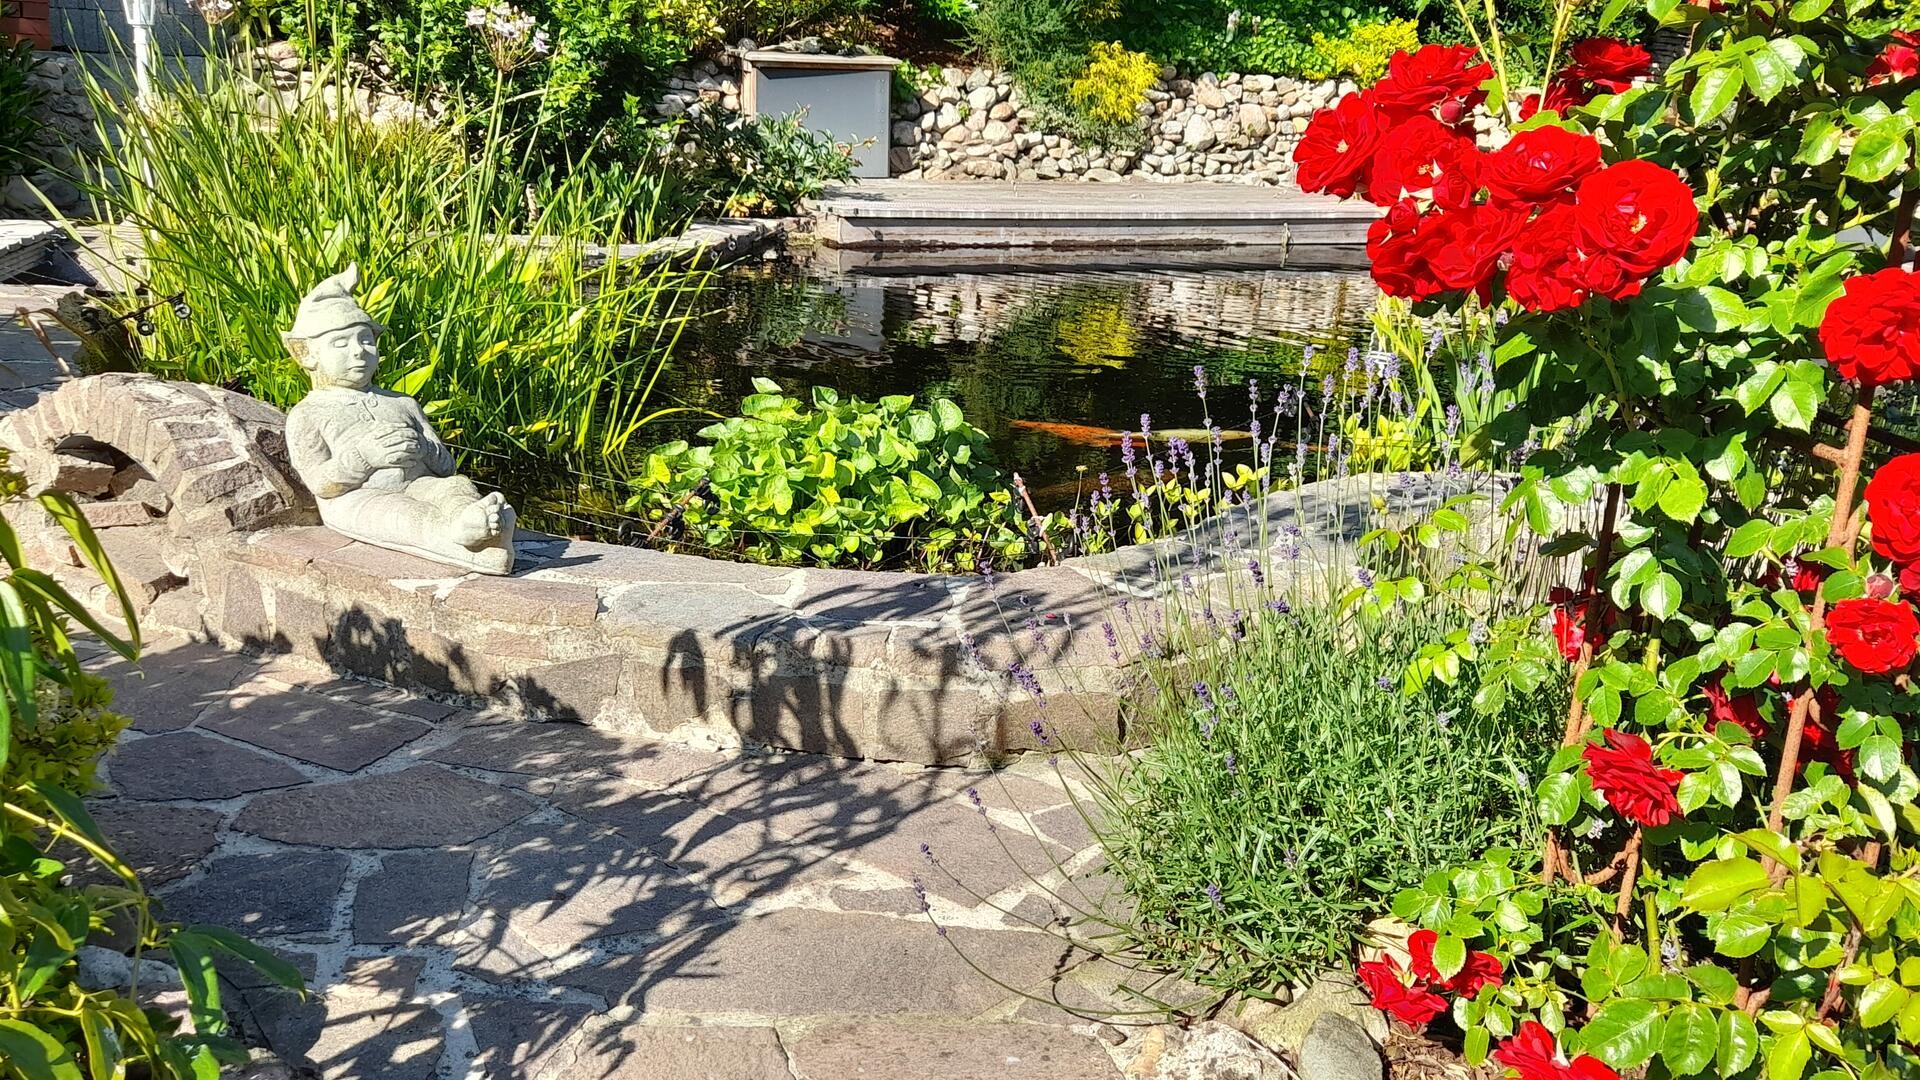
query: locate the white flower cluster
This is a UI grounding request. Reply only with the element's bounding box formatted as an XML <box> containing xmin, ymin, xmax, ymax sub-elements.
<box><xmin>188</xmin><ymin>0</ymin><xmax>241</xmax><ymax>25</ymax></box>
<box><xmin>464</xmin><ymin>2</ymin><xmax>551</xmax><ymax>72</ymax></box>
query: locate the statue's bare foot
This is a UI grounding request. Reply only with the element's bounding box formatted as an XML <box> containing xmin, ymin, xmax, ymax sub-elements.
<box><xmin>450</xmin><ymin>491</ymin><xmax>508</xmax><ymax>550</ymax></box>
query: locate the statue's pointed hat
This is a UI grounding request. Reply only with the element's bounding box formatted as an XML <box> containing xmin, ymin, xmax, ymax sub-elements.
<box><xmin>287</xmin><ymin>264</ymin><xmax>383</xmax><ymax>340</ymax></box>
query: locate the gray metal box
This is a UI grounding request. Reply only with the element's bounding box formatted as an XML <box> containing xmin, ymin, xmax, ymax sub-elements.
<box><xmin>741</xmin><ymin>50</ymin><xmax>900</xmax><ymax>179</ymax></box>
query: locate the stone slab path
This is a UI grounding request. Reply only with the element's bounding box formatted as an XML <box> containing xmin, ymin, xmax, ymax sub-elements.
<box><xmin>85</xmin><ymin>633</ymin><xmax>1145</xmax><ymax>1079</ymax></box>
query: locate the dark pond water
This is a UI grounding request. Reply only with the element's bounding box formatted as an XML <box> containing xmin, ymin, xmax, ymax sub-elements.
<box><xmin>482</xmin><ymin>254</ymin><xmax>1378</xmax><ymax>541</ymax></box>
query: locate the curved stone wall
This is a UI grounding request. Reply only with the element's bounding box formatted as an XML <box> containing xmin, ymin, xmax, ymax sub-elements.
<box><xmin>0</xmin><ymin>375</ymin><xmax>1493</xmax><ymax>764</ymax></box>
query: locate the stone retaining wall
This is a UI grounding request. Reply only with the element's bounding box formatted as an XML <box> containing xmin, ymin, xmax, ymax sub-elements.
<box><xmin>2</xmin><ymin>374</ymin><xmax>1491</xmax><ymax>765</ymax></box>
<box><xmin>2</xmin><ymin>51</ymin><xmax>96</xmax><ymax>216</ymax></box>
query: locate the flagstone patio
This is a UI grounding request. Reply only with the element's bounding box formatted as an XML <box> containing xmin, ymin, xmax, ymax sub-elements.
<box><xmin>86</xmin><ymin>632</ymin><xmax>1147</xmax><ymax>1079</ymax></box>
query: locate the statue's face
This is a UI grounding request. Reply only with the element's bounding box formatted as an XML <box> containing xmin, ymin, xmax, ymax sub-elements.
<box><xmin>306</xmin><ymin>324</ymin><xmax>380</xmax><ymax>389</ymax></box>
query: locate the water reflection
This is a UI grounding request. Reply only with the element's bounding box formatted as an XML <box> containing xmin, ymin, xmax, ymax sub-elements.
<box><xmin>478</xmin><ymin>261</ymin><xmax>1377</xmax><ymax>540</ymax></box>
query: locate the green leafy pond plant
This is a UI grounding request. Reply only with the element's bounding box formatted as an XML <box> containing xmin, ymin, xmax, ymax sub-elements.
<box><xmin>628</xmin><ymin>379</ymin><xmax>1038</xmax><ymax>570</ymax></box>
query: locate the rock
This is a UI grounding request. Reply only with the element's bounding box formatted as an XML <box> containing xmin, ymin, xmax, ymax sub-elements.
<box><xmin>1195</xmin><ymin>83</ymin><xmax>1228</xmax><ymax>110</ymax></box>
<box><xmin>888</xmin><ymin>146</ymin><xmax>916</xmax><ymax>173</ymax></box>
<box><xmin>1183</xmin><ymin>114</ymin><xmax>1216</xmax><ymax>151</ymax></box>
<box><xmin>990</xmin><ymin>101</ymin><xmax>1015</xmax><ymax>121</ymax></box>
<box><xmin>966</xmin><ymin>67</ymin><xmax>991</xmax><ymax>90</ymax></box>
<box><xmin>43</xmin><ymin>451</ymin><xmax>116</xmax><ymax>496</ymax></box>
<box><xmin>1124</xmin><ymin>1023</ymin><xmax>1287</xmax><ymax>1080</ymax></box>
<box><xmin>936</xmin><ymin>103</ymin><xmax>961</xmax><ymax>129</ymax></box>
<box><xmin>1084</xmin><ymin>168</ymin><xmax>1122</xmax><ymax>182</ymax></box>
<box><xmin>1237</xmin><ymin>102</ymin><xmax>1271</xmax><ymax>138</ymax></box>
<box><xmin>1235</xmin><ymin>972</ymin><xmax>1387</xmax><ymax>1057</ymax></box>
<box><xmin>1299</xmin><ymin>1014</ymin><xmax>1383</xmax><ymax>1080</ymax></box>
<box><xmin>982</xmin><ymin>119</ymin><xmax>1011</xmax><ymax>142</ymax></box>
<box><xmin>967</xmin><ymin>85</ymin><xmax>998</xmax><ymax>113</ymax></box>
<box><xmin>76</xmin><ymin>946</ymin><xmax>184</xmax><ymax>992</ymax></box>
<box><xmin>891</xmin><ymin>120</ymin><xmax>919</xmax><ymax>145</ymax></box>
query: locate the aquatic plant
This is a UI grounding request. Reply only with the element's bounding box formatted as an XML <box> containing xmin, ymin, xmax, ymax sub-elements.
<box><xmin>67</xmin><ymin>50</ymin><xmax>706</xmax><ymax>461</ymax></box>
<box><xmin>627</xmin><ymin>380</ymin><xmax>1037</xmax><ymax>570</ymax></box>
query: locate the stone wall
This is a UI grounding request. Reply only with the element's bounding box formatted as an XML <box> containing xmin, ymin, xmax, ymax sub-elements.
<box><xmin>2</xmin><ymin>51</ymin><xmax>96</xmax><ymax>216</ymax></box>
<box><xmin>0</xmin><ymin>375</ymin><xmax>1500</xmax><ymax>767</ymax></box>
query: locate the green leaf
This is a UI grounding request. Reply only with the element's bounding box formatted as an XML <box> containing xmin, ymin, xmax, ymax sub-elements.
<box><xmin>1859</xmin><ymin>735</ymin><xmax>1902</xmax><ymax>783</ymax></box>
<box><xmin>1740</xmin><ymin>41</ymin><xmax>1792</xmax><ymax>101</ymax></box>
<box><xmin>1769</xmin><ymin>375</ymin><xmax>1820</xmax><ymax>431</ymax></box>
<box><xmin>1537</xmin><ymin>772</ymin><xmax>1584</xmax><ymax>825</ymax></box>
<box><xmin>1796</xmin><ymin>112</ymin><xmax>1843</xmax><ymax>164</ymax></box>
<box><xmin>169</xmin><ymin>930</ymin><xmax>227</xmax><ymax>1035</ymax></box>
<box><xmin>180</xmin><ymin>924</ymin><xmax>305</xmax><ymax>992</ymax></box>
<box><xmin>1718</xmin><ymin>1008</ymin><xmax>1760</xmax><ymax>1075</ymax></box>
<box><xmin>1683</xmin><ymin>858</ymin><xmax>1770</xmax><ymax>912</ymax></box>
<box><xmin>79</xmin><ymin>1009</ymin><xmax>121</xmax><ymax>1080</ymax></box>
<box><xmin>1662</xmin><ymin>1003</ymin><xmax>1718</xmax><ymax>1076</ymax></box>
<box><xmin>0</xmin><ymin>1019</ymin><xmax>85</xmax><ymax>1080</ymax></box>
<box><xmin>1687</xmin><ymin>964</ymin><xmax>1739</xmax><ymax>1006</ymax></box>
<box><xmin>1644</xmin><ymin>573</ymin><xmax>1682</xmax><ymax>620</ymax></box>
<box><xmin>1678</xmin><ymin>286</ymin><xmax>1748</xmax><ymax>332</ymax></box>
<box><xmin>1847</xmin><ymin>113</ymin><xmax>1915</xmax><ymax>182</ymax></box>
<box><xmin>1690</xmin><ymin>64</ymin><xmax>1743</xmax><ymax>123</ymax></box>
<box><xmin>1432</xmin><ymin>934</ymin><xmax>1467</xmax><ymax>980</ymax></box>
<box><xmin>1859</xmin><ymin>976</ymin><xmax>1908</xmax><ymax>1027</ymax></box>
<box><xmin>1726</xmin><ymin>520</ymin><xmax>1772</xmax><ymax>558</ymax></box>
<box><xmin>1581</xmin><ymin>998</ymin><xmax>1663</xmax><ymax>1069</ymax></box>
<box><xmin>1766</xmin><ymin>1026</ymin><xmax>1811</xmax><ymax>1080</ymax></box>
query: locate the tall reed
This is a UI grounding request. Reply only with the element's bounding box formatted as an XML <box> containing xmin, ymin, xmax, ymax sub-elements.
<box><xmin>68</xmin><ymin>49</ymin><xmax>707</xmax><ymax>460</ymax></box>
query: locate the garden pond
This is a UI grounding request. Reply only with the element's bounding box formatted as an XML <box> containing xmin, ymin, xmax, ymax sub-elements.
<box><xmin>466</xmin><ymin>257</ymin><xmax>1378</xmax><ymax>541</ymax></box>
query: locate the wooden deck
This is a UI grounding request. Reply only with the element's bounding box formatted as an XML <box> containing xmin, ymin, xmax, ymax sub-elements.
<box><xmin>805</xmin><ymin>179</ymin><xmax>1377</xmax><ymax>250</ymax></box>
<box><xmin>0</xmin><ymin>220</ymin><xmax>62</xmax><ymax>282</ymax></box>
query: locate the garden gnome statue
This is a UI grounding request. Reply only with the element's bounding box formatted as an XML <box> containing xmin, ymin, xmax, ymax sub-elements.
<box><xmin>283</xmin><ymin>266</ymin><xmax>517</xmax><ymax>574</ymax></box>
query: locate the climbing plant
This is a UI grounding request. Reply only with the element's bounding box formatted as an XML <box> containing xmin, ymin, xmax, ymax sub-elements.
<box><xmin>1296</xmin><ymin>0</ymin><xmax>1920</xmax><ymax>1075</ymax></box>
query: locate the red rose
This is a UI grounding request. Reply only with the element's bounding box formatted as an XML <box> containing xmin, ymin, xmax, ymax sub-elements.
<box><xmin>1367</xmin><ymin>200</ymin><xmax>1447</xmax><ymax>301</ymax></box>
<box><xmin>1549</xmin><ymin>587</ymin><xmax>1606</xmax><ymax>661</ymax></box>
<box><xmin>1582</xmin><ymin>728</ymin><xmax>1684</xmax><ymax>827</ymax></box>
<box><xmin>1519</xmin><ymin>76</ymin><xmax>1593</xmax><ymax>119</ymax></box>
<box><xmin>1826</xmin><ymin>597</ymin><xmax>1920</xmax><ymax>674</ymax></box>
<box><xmin>1573</xmin><ymin>160</ymin><xmax>1698</xmax><ymax>279</ymax></box>
<box><xmin>1790</xmin><ymin>558</ymin><xmax>1826</xmax><ymax>593</ymax></box>
<box><xmin>1367</xmin><ymin>116</ymin><xmax>1481</xmax><ymax>208</ymax></box>
<box><xmin>1867</xmin><ymin>454</ymin><xmax>1920</xmax><ymax>565</ymax></box>
<box><xmin>1295</xmin><ymin>93</ymin><xmax>1386</xmax><ymax>199</ymax></box>
<box><xmin>1562</xmin><ymin>37</ymin><xmax>1653</xmax><ymax>92</ymax></box>
<box><xmin>1357</xmin><ymin>955</ymin><xmax>1449</xmax><ymax>1026</ymax></box>
<box><xmin>1371</xmin><ymin>44</ymin><xmax>1493</xmax><ymax>123</ymax></box>
<box><xmin>1508</xmin><ymin>222</ymin><xmax>1590</xmax><ymax>312</ymax></box>
<box><xmin>1482</xmin><ymin>126</ymin><xmax>1602</xmax><ymax>206</ymax></box>
<box><xmin>1901</xmin><ymin>563</ymin><xmax>1920</xmax><ymax>595</ymax></box>
<box><xmin>1407</xmin><ymin>929</ymin><xmax>1505</xmax><ymax>997</ymax></box>
<box><xmin>1704</xmin><ymin>676</ymin><xmax>1769</xmax><ymax>739</ymax></box>
<box><xmin>1420</xmin><ymin>203</ymin><xmax>1529</xmax><ymax>298</ymax></box>
<box><xmin>1494</xmin><ymin>1022</ymin><xmax>1622</xmax><ymax>1080</ymax></box>
<box><xmin>1868</xmin><ymin>40</ymin><xmax>1920</xmax><ymax>85</ymax></box>
<box><xmin>1801</xmin><ymin>700</ymin><xmax>1859</xmax><ymax>784</ymax></box>
<box><xmin>1819</xmin><ymin>267</ymin><xmax>1920</xmax><ymax>387</ymax></box>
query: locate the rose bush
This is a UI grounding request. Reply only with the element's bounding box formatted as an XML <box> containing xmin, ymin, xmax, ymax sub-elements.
<box><xmin>1300</xmin><ymin>2</ymin><xmax>1920</xmax><ymax>1076</ymax></box>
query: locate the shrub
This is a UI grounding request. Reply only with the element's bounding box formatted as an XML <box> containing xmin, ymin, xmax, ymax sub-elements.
<box><xmin>0</xmin><ymin>467</ymin><xmax>302</xmax><ymax>1075</ymax></box>
<box><xmin>1301</xmin><ymin>18</ymin><xmax>1419</xmax><ymax>83</ymax></box>
<box><xmin>613</xmin><ymin>107</ymin><xmax>857</xmax><ymax>218</ymax></box>
<box><xmin>1097</xmin><ymin>600</ymin><xmax>1560</xmax><ymax>990</ymax></box>
<box><xmin>0</xmin><ymin>39</ymin><xmax>43</xmax><ymax>184</ymax></box>
<box><xmin>969</xmin><ymin>0</ymin><xmax>1106</xmax><ymax>120</ymax></box>
<box><xmin>72</xmin><ymin>54</ymin><xmax>705</xmax><ymax>461</ymax></box>
<box><xmin>627</xmin><ymin>379</ymin><xmax>1034</xmax><ymax>569</ymax></box>
<box><xmin>1068</xmin><ymin>41</ymin><xmax>1156</xmax><ymax>125</ymax></box>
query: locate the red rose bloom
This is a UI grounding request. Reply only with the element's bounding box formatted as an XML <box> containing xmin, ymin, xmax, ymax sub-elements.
<box><xmin>1868</xmin><ymin>39</ymin><xmax>1920</xmax><ymax>85</ymax></box>
<box><xmin>1295</xmin><ymin>93</ymin><xmax>1386</xmax><ymax>199</ymax></box>
<box><xmin>1357</xmin><ymin>955</ymin><xmax>1449</xmax><ymax>1026</ymax></box>
<box><xmin>1549</xmin><ymin>587</ymin><xmax>1606</xmax><ymax>661</ymax></box>
<box><xmin>1868</xmin><ymin>454</ymin><xmax>1920</xmax><ymax>565</ymax></box>
<box><xmin>1562</xmin><ymin>37</ymin><xmax>1654</xmax><ymax>92</ymax></box>
<box><xmin>1371</xmin><ymin>44</ymin><xmax>1493</xmax><ymax>122</ymax></box>
<box><xmin>1482</xmin><ymin>126</ymin><xmax>1602</xmax><ymax>206</ymax></box>
<box><xmin>1819</xmin><ymin>267</ymin><xmax>1920</xmax><ymax>387</ymax></box>
<box><xmin>1420</xmin><ymin>203</ymin><xmax>1530</xmax><ymax>297</ymax></box>
<box><xmin>1790</xmin><ymin>558</ymin><xmax>1826</xmax><ymax>593</ymax></box>
<box><xmin>1407</xmin><ymin>929</ymin><xmax>1505</xmax><ymax>997</ymax></box>
<box><xmin>1367</xmin><ymin>200</ymin><xmax>1447</xmax><ymax>301</ymax></box>
<box><xmin>1583</xmin><ymin>728</ymin><xmax>1684</xmax><ymax>827</ymax></box>
<box><xmin>1704</xmin><ymin>676</ymin><xmax>1769</xmax><ymax>739</ymax></box>
<box><xmin>1902</xmin><ymin>563</ymin><xmax>1920</xmax><ymax>594</ymax></box>
<box><xmin>1494</xmin><ymin>1022</ymin><xmax>1622</xmax><ymax>1080</ymax></box>
<box><xmin>1519</xmin><ymin>76</ymin><xmax>1593</xmax><ymax>119</ymax></box>
<box><xmin>1573</xmin><ymin>160</ymin><xmax>1699</xmax><ymax>278</ymax></box>
<box><xmin>1508</xmin><ymin>226</ymin><xmax>1589</xmax><ymax>313</ymax></box>
<box><xmin>1367</xmin><ymin>116</ymin><xmax>1481</xmax><ymax>208</ymax></box>
<box><xmin>1826</xmin><ymin>597</ymin><xmax>1920</xmax><ymax>674</ymax></box>
<box><xmin>1801</xmin><ymin>701</ymin><xmax>1859</xmax><ymax>784</ymax></box>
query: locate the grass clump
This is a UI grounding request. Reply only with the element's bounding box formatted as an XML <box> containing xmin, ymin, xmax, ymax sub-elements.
<box><xmin>1094</xmin><ymin>600</ymin><xmax>1561</xmax><ymax>993</ymax></box>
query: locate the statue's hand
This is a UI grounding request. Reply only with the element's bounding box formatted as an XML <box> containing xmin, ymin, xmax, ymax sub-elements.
<box><xmin>365</xmin><ymin>428</ymin><xmax>422</xmax><ymax>470</ymax></box>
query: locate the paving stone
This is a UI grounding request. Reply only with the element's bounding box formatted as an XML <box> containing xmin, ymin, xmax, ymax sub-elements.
<box><xmin>107</xmin><ymin>732</ymin><xmax>307</xmax><ymax>801</ymax></box>
<box><xmin>353</xmin><ymin>849</ymin><xmax>473</xmax><ymax>945</ymax></box>
<box><xmin>96</xmin><ymin>641</ymin><xmax>252</xmax><ymax>733</ymax></box>
<box><xmin>200</xmin><ymin>686</ymin><xmax>429</xmax><ymax>771</ymax></box>
<box><xmin>566</xmin><ymin>1021</ymin><xmax>792</xmax><ymax>1080</ymax></box>
<box><xmin>788</xmin><ymin>1021</ymin><xmax>1120</xmax><ymax>1079</ymax></box>
<box><xmin>159</xmin><ymin>851</ymin><xmax>348</xmax><ymax>937</ymax></box>
<box><xmin>442</xmin><ymin>575</ymin><xmax>602</xmax><ymax>627</ymax></box>
<box><xmin>556</xmin><ymin>908</ymin><xmax>1074</xmax><ymax>1016</ymax></box>
<box><xmin>74</xmin><ymin>802</ymin><xmax>221</xmax><ymax>886</ymax></box>
<box><xmin>430</xmin><ymin>718</ymin><xmax>729</xmax><ymax>790</ymax></box>
<box><xmin>234</xmin><ymin>766</ymin><xmax>535</xmax><ymax>848</ymax></box>
<box><xmin>550</xmin><ymin>782</ymin><xmax>845</xmax><ymax>906</ymax></box>
<box><xmin>456</xmin><ymin>818</ymin><xmax>724</xmax><ymax>980</ymax></box>
<box><xmin>249</xmin><ymin>962</ymin><xmax>443</xmax><ymax>1080</ymax></box>
<box><xmin>829</xmin><ymin>885</ymin><xmax>928</xmax><ymax>915</ymax></box>
<box><xmin>463</xmin><ymin>998</ymin><xmax>593</xmax><ymax>1079</ymax></box>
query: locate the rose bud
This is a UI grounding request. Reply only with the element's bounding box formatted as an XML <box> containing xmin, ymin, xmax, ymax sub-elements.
<box><xmin>1871</xmin><ymin>573</ymin><xmax>1897</xmax><ymax>599</ymax></box>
